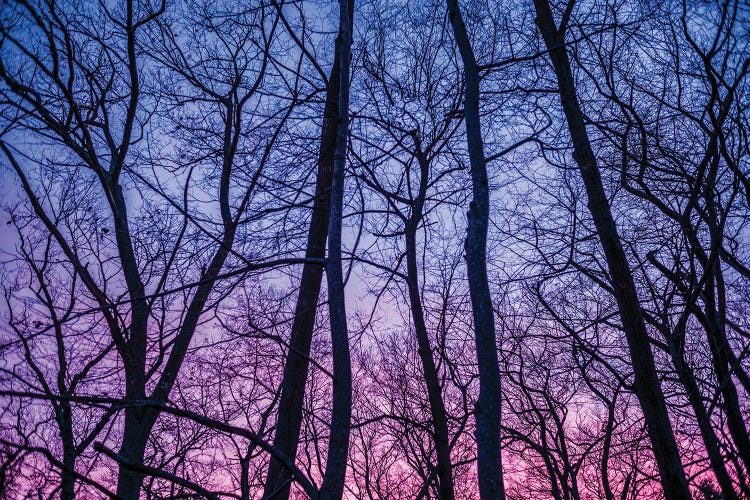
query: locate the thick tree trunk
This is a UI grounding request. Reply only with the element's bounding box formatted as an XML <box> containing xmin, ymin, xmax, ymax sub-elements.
<box><xmin>532</xmin><ymin>1</ymin><xmax>691</xmax><ymax>498</ymax></box>
<box><xmin>111</xmin><ymin>181</ymin><xmax>154</xmax><ymax>500</ymax></box>
<box><xmin>116</xmin><ymin>406</ymin><xmax>156</xmax><ymax>500</ymax></box>
<box><xmin>445</xmin><ymin>2</ymin><xmax>506</xmax><ymax>499</ymax></box>
<box><xmin>57</xmin><ymin>403</ymin><xmax>76</xmax><ymax>500</ymax></box>
<box><xmin>262</xmin><ymin>14</ymin><xmax>344</xmax><ymax>500</ymax></box>
<box><xmin>115</xmin><ymin>307</ymin><xmax>151</xmax><ymax>500</ymax></box>
<box><xmin>318</xmin><ymin>1</ymin><xmax>353</xmax><ymax>498</ymax></box>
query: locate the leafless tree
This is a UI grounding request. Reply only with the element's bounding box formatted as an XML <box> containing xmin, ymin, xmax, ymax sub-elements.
<box><xmin>1</xmin><ymin>0</ymin><xmax>748</xmax><ymax>498</ymax></box>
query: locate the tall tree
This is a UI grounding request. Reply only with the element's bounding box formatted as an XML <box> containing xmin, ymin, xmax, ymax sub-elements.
<box><xmin>319</xmin><ymin>0</ymin><xmax>354</xmax><ymax>498</ymax></box>
<box><xmin>263</xmin><ymin>1</ymin><xmax>352</xmax><ymax>497</ymax></box>
<box><xmin>531</xmin><ymin>0</ymin><xmax>691</xmax><ymax>497</ymax></box>
<box><xmin>445</xmin><ymin>1</ymin><xmax>506</xmax><ymax>498</ymax></box>
<box><xmin>0</xmin><ymin>1</ymin><xmax>299</xmax><ymax>497</ymax></box>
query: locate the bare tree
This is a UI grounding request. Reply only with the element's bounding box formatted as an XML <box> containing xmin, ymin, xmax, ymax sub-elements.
<box><xmin>263</xmin><ymin>1</ymin><xmax>351</xmax><ymax>497</ymax></box>
<box><xmin>0</xmin><ymin>0</ymin><xmax>747</xmax><ymax>498</ymax></box>
<box><xmin>0</xmin><ymin>0</ymin><xmax>308</xmax><ymax>496</ymax></box>
<box><xmin>348</xmin><ymin>4</ymin><xmax>466</xmax><ymax>494</ymax></box>
<box><xmin>445</xmin><ymin>1</ymin><xmax>506</xmax><ymax>498</ymax></box>
<box><xmin>531</xmin><ymin>0</ymin><xmax>691</xmax><ymax>497</ymax></box>
<box><xmin>318</xmin><ymin>1</ymin><xmax>354</xmax><ymax>498</ymax></box>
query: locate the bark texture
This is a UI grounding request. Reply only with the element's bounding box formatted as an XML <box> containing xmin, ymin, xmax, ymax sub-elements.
<box><xmin>319</xmin><ymin>1</ymin><xmax>354</xmax><ymax>498</ymax></box>
<box><xmin>445</xmin><ymin>1</ymin><xmax>506</xmax><ymax>498</ymax></box>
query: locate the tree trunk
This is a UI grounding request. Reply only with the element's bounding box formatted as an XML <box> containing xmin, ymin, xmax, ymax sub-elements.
<box><xmin>703</xmin><ymin>268</ymin><xmax>750</xmax><ymax>481</ymax></box>
<box><xmin>57</xmin><ymin>402</ymin><xmax>76</xmax><ymax>500</ymax></box>
<box><xmin>445</xmin><ymin>2</ymin><xmax>506</xmax><ymax>498</ymax></box>
<box><xmin>532</xmin><ymin>1</ymin><xmax>691</xmax><ymax>498</ymax></box>
<box><xmin>115</xmin><ymin>319</ymin><xmax>151</xmax><ymax>500</ymax></box>
<box><xmin>318</xmin><ymin>1</ymin><xmax>353</xmax><ymax>498</ymax></box>
<box><xmin>116</xmin><ymin>406</ymin><xmax>156</xmax><ymax>500</ymax></box>
<box><xmin>669</xmin><ymin>340</ymin><xmax>739</xmax><ymax>499</ymax></box>
<box><xmin>405</xmin><ymin>223</ymin><xmax>455</xmax><ymax>500</ymax></box>
<box><xmin>262</xmin><ymin>10</ymin><xmax>345</xmax><ymax>500</ymax></box>
<box><xmin>402</xmin><ymin>136</ymin><xmax>455</xmax><ymax>499</ymax></box>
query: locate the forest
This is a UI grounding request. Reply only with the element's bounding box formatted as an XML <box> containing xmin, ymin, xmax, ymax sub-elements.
<box><xmin>0</xmin><ymin>0</ymin><xmax>748</xmax><ymax>498</ymax></box>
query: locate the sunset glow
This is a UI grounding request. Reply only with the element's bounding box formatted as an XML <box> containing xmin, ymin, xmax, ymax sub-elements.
<box><xmin>0</xmin><ymin>0</ymin><xmax>748</xmax><ymax>499</ymax></box>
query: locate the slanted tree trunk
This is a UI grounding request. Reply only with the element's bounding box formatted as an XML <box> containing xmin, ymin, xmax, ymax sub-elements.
<box><xmin>404</xmin><ymin>136</ymin><xmax>455</xmax><ymax>500</ymax></box>
<box><xmin>703</xmin><ymin>266</ymin><xmax>750</xmax><ymax>480</ymax></box>
<box><xmin>532</xmin><ymin>1</ymin><xmax>691</xmax><ymax>498</ymax></box>
<box><xmin>318</xmin><ymin>1</ymin><xmax>353</xmax><ymax>498</ymax></box>
<box><xmin>668</xmin><ymin>336</ymin><xmax>739</xmax><ymax>499</ymax></box>
<box><xmin>445</xmin><ymin>2</ymin><xmax>506</xmax><ymax>498</ymax></box>
<box><xmin>262</xmin><ymin>8</ymin><xmax>347</xmax><ymax>499</ymax></box>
